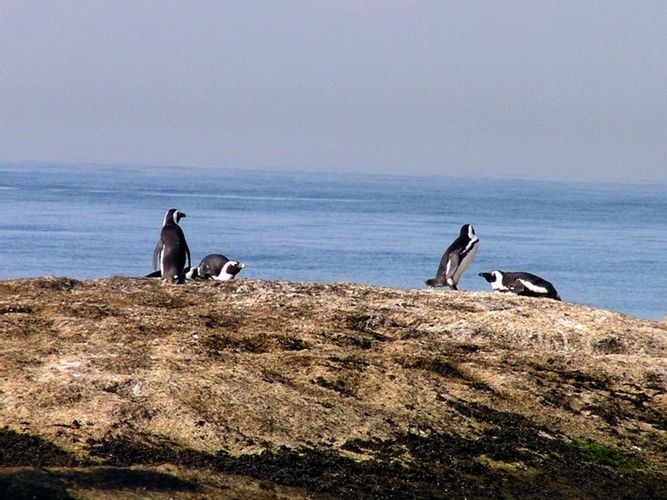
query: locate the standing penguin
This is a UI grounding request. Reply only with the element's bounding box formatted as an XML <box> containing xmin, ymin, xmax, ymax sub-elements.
<box><xmin>152</xmin><ymin>208</ymin><xmax>191</xmax><ymax>284</ymax></box>
<box><xmin>478</xmin><ymin>270</ymin><xmax>561</xmax><ymax>300</ymax></box>
<box><xmin>196</xmin><ymin>254</ymin><xmax>246</xmax><ymax>281</ymax></box>
<box><xmin>426</xmin><ymin>224</ymin><xmax>479</xmax><ymax>290</ymax></box>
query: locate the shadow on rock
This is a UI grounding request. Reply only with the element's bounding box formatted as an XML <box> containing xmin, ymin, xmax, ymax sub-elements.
<box><xmin>0</xmin><ymin>467</ymin><xmax>200</xmax><ymax>500</ymax></box>
<box><xmin>0</xmin><ymin>428</ymin><xmax>81</xmax><ymax>467</ymax></box>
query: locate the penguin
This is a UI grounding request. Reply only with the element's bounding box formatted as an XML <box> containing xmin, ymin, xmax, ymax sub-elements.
<box><xmin>426</xmin><ymin>224</ymin><xmax>479</xmax><ymax>290</ymax></box>
<box><xmin>478</xmin><ymin>270</ymin><xmax>561</xmax><ymax>300</ymax></box>
<box><xmin>196</xmin><ymin>254</ymin><xmax>245</xmax><ymax>281</ymax></box>
<box><xmin>152</xmin><ymin>208</ymin><xmax>191</xmax><ymax>284</ymax></box>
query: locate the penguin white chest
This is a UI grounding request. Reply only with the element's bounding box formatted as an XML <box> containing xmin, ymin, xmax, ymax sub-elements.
<box><xmin>213</xmin><ymin>271</ymin><xmax>234</xmax><ymax>281</ymax></box>
<box><xmin>452</xmin><ymin>240</ymin><xmax>479</xmax><ymax>283</ymax></box>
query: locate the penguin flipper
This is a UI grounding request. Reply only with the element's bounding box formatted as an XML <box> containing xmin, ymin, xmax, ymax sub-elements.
<box><xmin>427</xmin><ymin>251</ymin><xmax>458</xmax><ymax>287</ymax></box>
<box><xmin>152</xmin><ymin>239</ymin><xmax>163</xmax><ymax>271</ymax></box>
<box><xmin>184</xmin><ymin>241</ymin><xmax>191</xmax><ymax>269</ymax></box>
<box><xmin>441</xmin><ymin>252</ymin><xmax>460</xmax><ymax>282</ymax></box>
<box><xmin>507</xmin><ymin>279</ymin><xmax>527</xmax><ymax>295</ymax></box>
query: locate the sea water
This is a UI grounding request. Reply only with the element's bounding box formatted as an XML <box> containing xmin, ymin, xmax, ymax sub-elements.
<box><xmin>0</xmin><ymin>164</ymin><xmax>665</xmax><ymax>320</ymax></box>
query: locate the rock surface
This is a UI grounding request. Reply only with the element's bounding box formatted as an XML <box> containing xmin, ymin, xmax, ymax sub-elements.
<box><xmin>0</xmin><ymin>276</ymin><xmax>665</xmax><ymax>498</ymax></box>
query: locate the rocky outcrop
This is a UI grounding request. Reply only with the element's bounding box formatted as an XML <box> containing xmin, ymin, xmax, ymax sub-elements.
<box><xmin>1</xmin><ymin>277</ymin><xmax>665</xmax><ymax>498</ymax></box>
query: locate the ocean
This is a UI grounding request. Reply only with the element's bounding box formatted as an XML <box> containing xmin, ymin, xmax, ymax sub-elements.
<box><xmin>0</xmin><ymin>164</ymin><xmax>665</xmax><ymax>321</ymax></box>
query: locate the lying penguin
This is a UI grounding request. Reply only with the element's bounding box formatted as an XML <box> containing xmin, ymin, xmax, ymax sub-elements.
<box><xmin>195</xmin><ymin>254</ymin><xmax>246</xmax><ymax>281</ymax></box>
<box><xmin>478</xmin><ymin>270</ymin><xmax>561</xmax><ymax>300</ymax></box>
<box><xmin>145</xmin><ymin>254</ymin><xmax>245</xmax><ymax>281</ymax></box>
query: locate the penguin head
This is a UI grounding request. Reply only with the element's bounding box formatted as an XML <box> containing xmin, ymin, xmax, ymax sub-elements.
<box><xmin>479</xmin><ymin>271</ymin><xmax>508</xmax><ymax>292</ymax></box>
<box><xmin>478</xmin><ymin>272</ymin><xmax>493</xmax><ymax>283</ymax></box>
<box><xmin>460</xmin><ymin>224</ymin><xmax>475</xmax><ymax>238</ymax></box>
<box><xmin>479</xmin><ymin>271</ymin><xmax>503</xmax><ymax>286</ymax></box>
<box><xmin>164</xmin><ymin>208</ymin><xmax>187</xmax><ymax>226</ymax></box>
<box><xmin>219</xmin><ymin>260</ymin><xmax>246</xmax><ymax>280</ymax></box>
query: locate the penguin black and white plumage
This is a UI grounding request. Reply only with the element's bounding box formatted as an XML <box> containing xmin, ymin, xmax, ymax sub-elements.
<box><xmin>196</xmin><ymin>254</ymin><xmax>245</xmax><ymax>281</ymax></box>
<box><xmin>478</xmin><ymin>270</ymin><xmax>561</xmax><ymax>300</ymax></box>
<box><xmin>152</xmin><ymin>208</ymin><xmax>191</xmax><ymax>284</ymax></box>
<box><xmin>426</xmin><ymin>224</ymin><xmax>479</xmax><ymax>290</ymax></box>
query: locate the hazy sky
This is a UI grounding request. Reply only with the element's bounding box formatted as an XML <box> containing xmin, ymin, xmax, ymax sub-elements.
<box><xmin>2</xmin><ymin>1</ymin><xmax>666</xmax><ymax>182</ymax></box>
